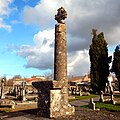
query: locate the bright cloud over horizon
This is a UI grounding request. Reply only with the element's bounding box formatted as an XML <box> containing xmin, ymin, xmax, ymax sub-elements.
<box><xmin>0</xmin><ymin>0</ymin><xmax>120</xmax><ymax>78</ymax></box>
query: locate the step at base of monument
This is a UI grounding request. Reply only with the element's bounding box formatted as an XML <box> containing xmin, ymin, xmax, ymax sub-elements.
<box><xmin>37</xmin><ymin>105</ymin><xmax>75</xmax><ymax>118</ymax></box>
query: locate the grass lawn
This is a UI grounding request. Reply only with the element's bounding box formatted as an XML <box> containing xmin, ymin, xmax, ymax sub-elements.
<box><xmin>69</xmin><ymin>94</ymin><xmax>99</xmax><ymax>102</ymax></box>
<box><xmin>81</xmin><ymin>102</ymin><xmax>120</xmax><ymax>112</ymax></box>
<box><xmin>95</xmin><ymin>102</ymin><xmax>120</xmax><ymax>112</ymax></box>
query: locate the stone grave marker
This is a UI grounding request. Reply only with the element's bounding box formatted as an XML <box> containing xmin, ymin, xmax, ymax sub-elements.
<box><xmin>89</xmin><ymin>98</ymin><xmax>95</xmax><ymax>110</ymax></box>
<box><xmin>0</xmin><ymin>78</ymin><xmax>5</xmax><ymax>99</ymax></box>
<box><xmin>99</xmin><ymin>90</ymin><xmax>104</xmax><ymax>102</ymax></box>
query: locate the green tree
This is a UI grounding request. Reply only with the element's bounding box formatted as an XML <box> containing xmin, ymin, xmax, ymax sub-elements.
<box><xmin>89</xmin><ymin>29</ymin><xmax>109</xmax><ymax>93</ymax></box>
<box><xmin>112</xmin><ymin>45</ymin><xmax>120</xmax><ymax>91</ymax></box>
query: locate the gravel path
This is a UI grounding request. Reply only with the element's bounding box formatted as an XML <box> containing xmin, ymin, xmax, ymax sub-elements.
<box><xmin>0</xmin><ymin>107</ymin><xmax>120</xmax><ymax>120</ymax></box>
<box><xmin>69</xmin><ymin>97</ymin><xmax>99</xmax><ymax>107</ymax></box>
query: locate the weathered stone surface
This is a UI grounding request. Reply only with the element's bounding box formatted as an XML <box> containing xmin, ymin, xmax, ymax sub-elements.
<box><xmin>0</xmin><ymin>78</ymin><xmax>5</xmax><ymax>99</ymax></box>
<box><xmin>32</xmin><ymin>80</ymin><xmax>75</xmax><ymax>118</ymax></box>
<box><xmin>54</xmin><ymin>24</ymin><xmax>67</xmax><ymax>91</ymax></box>
<box><xmin>55</xmin><ymin>7</ymin><xmax>67</xmax><ymax>24</ymax></box>
<box><xmin>32</xmin><ymin>7</ymin><xmax>74</xmax><ymax>118</ymax></box>
<box><xmin>50</xmin><ymin>89</ymin><xmax>61</xmax><ymax>117</ymax></box>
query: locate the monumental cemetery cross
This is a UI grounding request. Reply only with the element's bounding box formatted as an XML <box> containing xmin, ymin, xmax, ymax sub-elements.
<box><xmin>32</xmin><ymin>7</ymin><xmax>75</xmax><ymax>118</ymax></box>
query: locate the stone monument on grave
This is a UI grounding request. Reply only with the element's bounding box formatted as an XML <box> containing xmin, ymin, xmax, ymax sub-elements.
<box><xmin>19</xmin><ymin>82</ymin><xmax>26</xmax><ymax>102</ymax></box>
<box><xmin>0</xmin><ymin>78</ymin><xmax>5</xmax><ymax>99</ymax></box>
<box><xmin>110</xmin><ymin>86</ymin><xmax>115</xmax><ymax>104</ymax></box>
<box><xmin>89</xmin><ymin>98</ymin><xmax>95</xmax><ymax>110</ymax></box>
<box><xmin>13</xmin><ymin>86</ymin><xmax>18</xmax><ymax>97</ymax></box>
<box><xmin>99</xmin><ymin>90</ymin><xmax>104</xmax><ymax>102</ymax></box>
<box><xmin>32</xmin><ymin>7</ymin><xmax>75</xmax><ymax>118</ymax></box>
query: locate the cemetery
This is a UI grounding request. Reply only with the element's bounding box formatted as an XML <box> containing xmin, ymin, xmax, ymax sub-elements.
<box><xmin>0</xmin><ymin>6</ymin><xmax>120</xmax><ymax>120</ymax></box>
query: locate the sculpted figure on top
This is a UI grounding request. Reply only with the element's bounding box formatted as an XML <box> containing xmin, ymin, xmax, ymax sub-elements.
<box><xmin>55</xmin><ymin>7</ymin><xmax>67</xmax><ymax>24</ymax></box>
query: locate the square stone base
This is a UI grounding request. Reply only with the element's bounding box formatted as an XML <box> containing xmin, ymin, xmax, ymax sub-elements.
<box><xmin>32</xmin><ymin>81</ymin><xmax>75</xmax><ymax>118</ymax></box>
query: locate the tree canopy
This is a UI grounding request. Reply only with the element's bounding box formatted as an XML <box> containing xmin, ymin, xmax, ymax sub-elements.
<box><xmin>112</xmin><ymin>45</ymin><xmax>120</xmax><ymax>91</ymax></box>
<box><xmin>89</xmin><ymin>29</ymin><xmax>109</xmax><ymax>93</ymax></box>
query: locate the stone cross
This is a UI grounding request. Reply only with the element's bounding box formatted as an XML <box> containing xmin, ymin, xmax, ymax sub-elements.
<box><xmin>32</xmin><ymin>7</ymin><xmax>74</xmax><ymax>118</ymax></box>
<box><xmin>55</xmin><ymin>6</ymin><xmax>67</xmax><ymax>23</ymax></box>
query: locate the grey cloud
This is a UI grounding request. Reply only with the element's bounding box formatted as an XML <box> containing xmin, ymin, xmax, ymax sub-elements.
<box><xmin>17</xmin><ymin>45</ymin><xmax>36</xmax><ymax>58</ymax></box>
<box><xmin>66</xmin><ymin>0</ymin><xmax>120</xmax><ymax>51</ymax></box>
<box><xmin>67</xmin><ymin>34</ymin><xmax>90</xmax><ymax>52</ymax></box>
<box><xmin>17</xmin><ymin>29</ymin><xmax>54</xmax><ymax>71</ymax></box>
<box><xmin>25</xmin><ymin>52</ymin><xmax>53</xmax><ymax>70</ymax></box>
<box><xmin>23</xmin><ymin>0</ymin><xmax>120</xmax><ymax>51</ymax></box>
<box><xmin>20</xmin><ymin>0</ymin><xmax>120</xmax><ymax>75</ymax></box>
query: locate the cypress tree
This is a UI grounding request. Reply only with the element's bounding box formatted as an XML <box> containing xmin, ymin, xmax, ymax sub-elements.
<box><xmin>89</xmin><ymin>29</ymin><xmax>109</xmax><ymax>93</ymax></box>
<box><xmin>112</xmin><ymin>45</ymin><xmax>120</xmax><ymax>91</ymax></box>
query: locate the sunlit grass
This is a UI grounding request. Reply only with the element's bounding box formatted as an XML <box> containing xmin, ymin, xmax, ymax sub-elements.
<box><xmin>69</xmin><ymin>94</ymin><xmax>99</xmax><ymax>102</ymax></box>
<box><xmin>95</xmin><ymin>102</ymin><xmax>120</xmax><ymax>112</ymax></box>
<box><xmin>81</xmin><ymin>102</ymin><xmax>120</xmax><ymax>112</ymax></box>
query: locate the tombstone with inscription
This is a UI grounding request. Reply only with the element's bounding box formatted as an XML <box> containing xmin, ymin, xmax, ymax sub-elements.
<box><xmin>32</xmin><ymin>7</ymin><xmax>75</xmax><ymax>118</ymax></box>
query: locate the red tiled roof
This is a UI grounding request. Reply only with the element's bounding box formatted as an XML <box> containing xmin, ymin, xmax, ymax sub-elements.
<box><xmin>25</xmin><ymin>78</ymin><xmax>42</xmax><ymax>83</ymax></box>
<box><xmin>68</xmin><ymin>76</ymin><xmax>84</xmax><ymax>82</ymax></box>
<box><xmin>68</xmin><ymin>75</ymin><xmax>91</xmax><ymax>83</ymax></box>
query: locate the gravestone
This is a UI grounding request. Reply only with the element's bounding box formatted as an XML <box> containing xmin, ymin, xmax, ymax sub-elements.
<box><xmin>79</xmin><ymin>89</ymin><xmax>82</xmax><ymax>96</ymax></box>
<box><xmin>19</xmin><ymin>82</ymin><xmax>26</xmax><ymax>102</ymax></box>
<box><xmin>105</xmin><ymin>82</ymin><xmax>109</xmax><ymax>93</ymax></box>
<box><xmin>89</xmin><ymin>98</ymin><xmax>95</xmax><ymax>110</ymax></box>
<box><xmin>99</xmin><ymin>91</ymin><xmax>104</xmax><ymax>102</ymax></box>
<box><xmin>110</xmin><ymin>88</ymin><xmax>115</xmax><ymax>104</ymax></box>
<box><xmin>13</xmin><ymin>86</ymin><xmax>18</xmax><ymax>97</ymax></box>
<box><xmin>0</xmin><ymin>78</ymin><xmax>5</xmax><ymax>99</ymax></box>
<box><xmin>32</xmin><ymin>7</ymin><xmax>75</xmax><ymax>118</ymax></box>
<box><xmin>71</xmin><ymin>88</ymin><xmax>74</xmax><ymax>95</ymax></box>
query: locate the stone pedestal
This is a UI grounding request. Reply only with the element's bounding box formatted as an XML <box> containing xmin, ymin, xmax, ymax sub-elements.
<box><xmin>32</xmin><ymin>81</ymin><xmax>75</xmax><ymax>118</ymax></box>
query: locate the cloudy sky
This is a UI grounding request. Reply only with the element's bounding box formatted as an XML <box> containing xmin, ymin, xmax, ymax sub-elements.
<box><xmin>0</xmin><ymin>0</ymin><xmax>120</xmax><ymax>78</ymax></box>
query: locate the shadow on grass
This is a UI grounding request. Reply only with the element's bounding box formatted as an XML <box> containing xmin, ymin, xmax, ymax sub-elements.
<box><xmin>0</xmin><ymin>108</ymin><xmax>38</xmax><ymax>118</ymax></box>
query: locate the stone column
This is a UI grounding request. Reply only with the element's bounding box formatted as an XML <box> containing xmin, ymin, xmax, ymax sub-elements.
<box><xmin>54</xmin><ymin>23</ymin><xmax>67</xmax><ymax>83</ymax></box>
<box><xmin>54</xmin><ymin>23</ymin><xmax>68</xmax><ymax>105</ymax></box>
